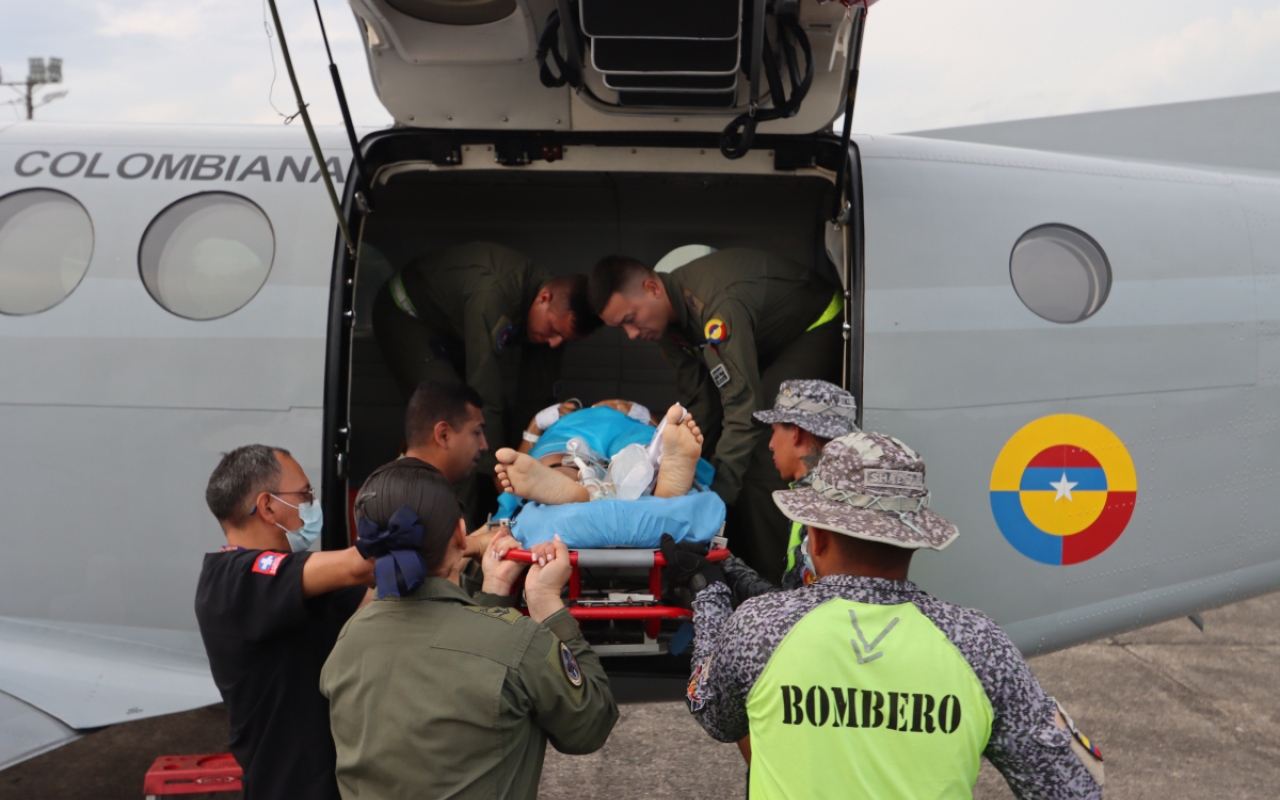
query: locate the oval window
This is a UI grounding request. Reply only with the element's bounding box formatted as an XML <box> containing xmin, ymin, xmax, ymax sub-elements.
<box><xmin>0</xmin><ymin>189</ymin><xmax>94</xmax><ymax>315</ymax></box>
<box><xmin>1010</xmin><ymin>224</ymin><xmax>1111</xmax><ymax>324</ymax></box>
<box><xmin>139</xmin><ymin>192</ymin><xmax>275</xmax><ymax>320</ymax></box>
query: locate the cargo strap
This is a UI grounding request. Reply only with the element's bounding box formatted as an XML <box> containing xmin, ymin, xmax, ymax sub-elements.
<box><xmin>807</xmin><ymin>291</ymin><xmax>844</xmax><ymax>332</ymax></box>
<box><xmin>389</xmin><ymin>270</ymin><xmax>420</xmax><ymax>320</ymax></box>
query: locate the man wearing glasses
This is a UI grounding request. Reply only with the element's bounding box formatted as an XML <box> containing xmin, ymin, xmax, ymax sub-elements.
<box><xmin>195</xmin><ymin>445</ymin><xmax>375</xmax><ymax>800</ymax></box>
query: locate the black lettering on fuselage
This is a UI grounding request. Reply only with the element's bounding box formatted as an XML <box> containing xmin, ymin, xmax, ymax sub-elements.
<box><xmin>117</xmin><ymin>153</ymin><xmax>154</xmax><ymax>179</ymax></box>
<box><xmin>153</xmin><ymin>154</ymin><xmax>194</xmax><ymax>180</ymax></box>
<box><xmin>277</xmin><ymin>155</ymin><xmax>311</xmax><ymax>182</ymax></box>
<box><xmin>12</xmin><ymin>150</ymin><xmax>342</xmax><ymax>182</ymax></box>
<box><xmin>84</xmin><ymin>153</ymin><xmax>110</xmax><ymax>179</ymax></box>
<box><xmin>237</xmin><ymin>155</ymin><xmax>271</xmax><ymax>182</ymax></box>
<box><xmin>49</xmin><ymin>151</ymin><xmax>86</xmax><ymax>178</ymax></box>
<box><xmin>15</xmin><ymin>151</ymin><xmax>48</xmax><ymax>176</ymax></box>
<box><xmin>311</xmin><ymin>155</ymin><xmax>344</xmax><ymax>183</ymax></box>
<box><xmin>192</xmin><ymin>154</ymin><xmax>225</xmax><ymax>180</ymax></box>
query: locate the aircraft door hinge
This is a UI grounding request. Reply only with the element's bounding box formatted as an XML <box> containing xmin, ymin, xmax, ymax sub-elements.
<box><xmin>495</xmin><ymin>138</ymin><xmax>531</xmax><ymax>167</ymax></box>
<box><xmin>430</xmin><ymin>139</ymin><xmax>462</xmax><ymax>167</ymax></box>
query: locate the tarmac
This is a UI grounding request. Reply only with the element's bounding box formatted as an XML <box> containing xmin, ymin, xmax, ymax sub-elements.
<box><xmin>3</xmin><ymin>589</ymin><xmax>1278</xmax><ymax>799</ymax></box>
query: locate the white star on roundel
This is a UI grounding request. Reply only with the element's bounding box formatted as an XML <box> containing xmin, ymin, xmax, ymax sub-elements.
<box><xmin>1050</xmin><ymin>472</ymin><xmax>1078</xmax><ymax>502</ymax></box>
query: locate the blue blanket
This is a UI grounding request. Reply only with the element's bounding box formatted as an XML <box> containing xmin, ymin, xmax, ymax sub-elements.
<box><xmin>510</xmin><ymin>490</ymin><xmax>726</xmax><ymax>549</ymax></box>
<box><xmin>494</xmin><ymin>406</ymin><xmax>716</xmax><ymax>520</ymax></box>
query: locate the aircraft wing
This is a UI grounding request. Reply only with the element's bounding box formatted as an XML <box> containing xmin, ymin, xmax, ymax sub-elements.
<box><xmin>0</xmin><ymin>691</ymin><xmax>79</xmax><ymax>772</ymax></box>
<box><xmin>0</xmin><ymin>617</ymin><xmax>219</xmax><ymax>767</ymax></box>
<box><xmin>906</xmin><ymin>90</ymin><xmax>1280</xmax><ymax>175</ymax></box>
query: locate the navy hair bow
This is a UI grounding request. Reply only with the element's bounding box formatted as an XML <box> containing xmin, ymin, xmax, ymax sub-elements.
<box><xmin>355</xmin><ymin>504</ymin><xmax>428</xmax><ymax>599</ymax></box>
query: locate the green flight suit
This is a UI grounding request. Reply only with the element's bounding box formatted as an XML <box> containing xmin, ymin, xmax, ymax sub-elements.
<box><xmin>657</xmin><ymin>249</ymin><xmax>844</xmax><ymax>584</ymax></box>
<box><xmin>320</xmin><ymin>577</ymin><xmax>618</xmax><ymax>800</ymax></box>
<box><xmin>372</xmin><ymin>242</ymin><xmax>563</xmax><ymax>525</ymax></box>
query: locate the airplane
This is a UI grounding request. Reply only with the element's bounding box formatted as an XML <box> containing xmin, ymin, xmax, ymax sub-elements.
<box><xmin>2</xmin><ymin>0</ymin><xmax>1280</xmax><ymax>771</ymax></box>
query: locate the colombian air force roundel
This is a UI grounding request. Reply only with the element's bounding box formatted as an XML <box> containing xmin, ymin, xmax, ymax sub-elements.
<box><xmin>704</xmin><ymin>319</ymin><xmax>727</xmax><ymax>345</ymax></box>
<box><xmin>990</xmin><ymin>414</ymin><xmax>1136</xmax><ymax>566</ymax></box>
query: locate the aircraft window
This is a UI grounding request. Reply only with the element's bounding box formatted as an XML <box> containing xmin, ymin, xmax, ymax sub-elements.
<box><xmin>0</xmin><ymin>189</ymin><xmax>94</xmax><ymax>315</ymax></box>
<box><xmin>1010</xmin><ymin>224</ymin><xmax>1111</xmax><ymax>324</ymax></box>
<box><xmin>139</xmin><ymin>192</ymin><xmax>275</xmax><ymax>320</ymax></box>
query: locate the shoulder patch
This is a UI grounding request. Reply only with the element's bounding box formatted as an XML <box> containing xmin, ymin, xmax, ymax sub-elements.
<box><xmin>686</xmin><ymin>657</ymin><xmax>711</xmax><ymax>713</ymax></box>
<box><xmin>710</xmin><ymin>363</ymin><xmax>730</xmax><ymax>388</ymax></box>
<box><xmin>251</xmin><ymin>551</ymin><xmax>288</xmax><ymax>575</ymax></box>
<box><xmin>462</xmin><ymin>605</ymin><xmax>524</xmax><ymax>625</ymax></box>
<box><xmin>704</xmin><ymin>319</ymin><xmax>727</xmax><ymax>345</ymax></box>
<box><xmin>683</xmin><ymin>289</ymin><xmax>705</xmax><ymax>316</ymax></box>
<box><xmin>559</xmin><ymin>642</ymin><xmax>583</xmax><ymax>687</ymax></box>
<box><xmin>491</xmin><ymin>316</ymin><xmax>521</xmax><ymax>353</ymax></box>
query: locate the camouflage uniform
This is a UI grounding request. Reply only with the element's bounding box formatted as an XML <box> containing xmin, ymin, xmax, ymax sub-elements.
<box><xmin>686</xmin><ymin>433</ymin><xmax>1103</xmax><ymax>799</ymax></box>
<box><xmin>657</xmin><ymin>249</ymin><xmax>845</xmax><ymax>584</ymax></box>
<box><xmin>372</xmin><ymin>242</ymin><xmax>561</xmax><ymax>524</ymax></box>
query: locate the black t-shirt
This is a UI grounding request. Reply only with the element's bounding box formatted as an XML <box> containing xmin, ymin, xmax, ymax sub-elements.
<box><xmin>195</xmin><ymin>549</ymin><xmax>364</xmax><ymax>800</ymax></box>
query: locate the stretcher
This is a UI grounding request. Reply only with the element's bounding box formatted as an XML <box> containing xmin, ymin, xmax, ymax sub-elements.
<box><xmin>502</xmin><ymin>539</ymin><xmax>729</xmax><ymax>655</ymax></box>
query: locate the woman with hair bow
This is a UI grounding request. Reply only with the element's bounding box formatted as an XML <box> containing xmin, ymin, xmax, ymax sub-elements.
<box><xmin>320</xmin><ymin>458</ymin><xmax>618</xmax><ymax>800</ymax></box>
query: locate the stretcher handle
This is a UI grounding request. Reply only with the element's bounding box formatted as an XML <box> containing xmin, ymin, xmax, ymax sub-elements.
<box><xmin>501</xmin><ymin>547</ymin><xmax>731</xmax><ymax>566</ymax></box>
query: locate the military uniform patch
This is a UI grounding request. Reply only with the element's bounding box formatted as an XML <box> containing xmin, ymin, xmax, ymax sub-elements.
<box><xmin>559</xmin><ymin>642</ymin><xmax>583</xmax><ymax>687</ymax></box>
<box><xmin>251</xmin><ymin>552</ymin><xmax>287</xmax><ymax>575</ymax></box>
<box><xmin>686</xmin><ymin>657</ymin><xmax>711</xmax><ymax>713</ymax></box>
<box><xmin>495</xmin><ymin>323</ymin><xmax>518</xmax><ymax>353</ymax></box>
<box><xmin>462</xmin><ymin>605</ymin><xmax>523</xmax><ymax>624</ymax></box>
<box><xmin>710</xmin><ymin>364</ymin><xmax>730</xmax><ymax>388</ymax></box>
<box><xmin>704</xmin><ymin>319</ymin><xmax>727</xmax><ymax>344</ymax></box>
<box><xmin>683</xmin><ymin>289</ymin><xmax>705</xmax><ymax>316</ymax></box>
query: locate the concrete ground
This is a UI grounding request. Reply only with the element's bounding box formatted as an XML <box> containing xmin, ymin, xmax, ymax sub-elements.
<box><xmin>4</xmin><ymin>590</ymin><xmax>1279</xmax><ymax>799</ymax></box>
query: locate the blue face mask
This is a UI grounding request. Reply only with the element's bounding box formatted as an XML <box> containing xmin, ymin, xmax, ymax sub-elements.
<box><xmin>271</xmin><ymin>494</ymin><xmax>324</xmax><ymax>552</ymax></box>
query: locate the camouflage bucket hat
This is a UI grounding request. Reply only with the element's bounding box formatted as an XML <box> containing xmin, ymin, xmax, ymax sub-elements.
<box><xmin>772</xmin><ymin>432</ymin><xmax>958</xmax><ymax>550</ymax></box>
<box><xmin>752</xmin><ymin>380</ymin><xmax>859</xmax><ymax>441</ymax></box>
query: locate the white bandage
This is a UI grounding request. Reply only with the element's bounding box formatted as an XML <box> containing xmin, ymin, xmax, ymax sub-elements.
<box><xmin>534</xmin><ymin>404</ymin><xmax>561</xmax><ymax>431</ymax></box>
<box><xmin>626</xmin><ymin>402</ymin><xmax>651</xmax><ymax>423</ymax></box>
<box><xmin>522</xmin><ymin>430</ymin><xmax>541</xmax><ymax>444</ymax></box>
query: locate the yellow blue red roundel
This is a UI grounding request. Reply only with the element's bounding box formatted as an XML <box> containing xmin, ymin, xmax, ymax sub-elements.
<box><xmin>704</xmin><ymin>319</ymin><xmax>727</xmax><ymax>344</ymax></box>
<box><xmin>990</xmin><ymin>414</ymin><xmax>1136</xmax><ymax>566</ymax></box>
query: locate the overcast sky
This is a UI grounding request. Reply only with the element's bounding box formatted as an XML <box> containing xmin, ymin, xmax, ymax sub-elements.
<box><xmin>3</xmin><ymin>0</ymin><xmax>1279</xmax><ymax>133</ymax></box>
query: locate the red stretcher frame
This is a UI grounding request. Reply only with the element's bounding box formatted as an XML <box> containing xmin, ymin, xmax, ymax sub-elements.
<box><xmin>501</xmin><ymin>546</ymin><xmax>729</xmax><ymax>640</ymax></box>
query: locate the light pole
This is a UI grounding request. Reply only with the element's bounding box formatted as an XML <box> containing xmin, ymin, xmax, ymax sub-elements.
<box><xmin>2</xmin><ymin>58</ymin><xmax>66</xmax><ymax>120</ymax></box>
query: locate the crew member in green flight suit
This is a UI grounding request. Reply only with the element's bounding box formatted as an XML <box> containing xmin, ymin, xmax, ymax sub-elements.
<box><xmin>588</xmin><ymin>248</ymin><xmax>846</xmax><ymax>584</ymax></box>
<box><xmin>373</xmin><ymin>241</ymin><xmax>602</xmax><ymax>527</ymax></box>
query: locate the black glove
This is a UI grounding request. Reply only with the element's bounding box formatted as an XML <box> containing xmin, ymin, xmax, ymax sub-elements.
<box><xmin>660</xmin><ymin>533</ymin><xmax>725</xmax><ymax>602</ymax></box>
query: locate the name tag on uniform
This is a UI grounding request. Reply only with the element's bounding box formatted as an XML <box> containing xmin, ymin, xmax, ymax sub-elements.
<box><xmin>710</xmin><ymin>364</ymin><xmax>730</xmax><ymax>388</ymax></box>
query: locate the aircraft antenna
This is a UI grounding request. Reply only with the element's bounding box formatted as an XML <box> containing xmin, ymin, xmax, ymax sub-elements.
<box><xmin>831</xmin><ymin>3</ymin><xmax>867</xmax><ymax>222</ymax></box>
<box><xmin>309</xmin><ymin>0</ymin><xmax>371</xmax><ymax>197</ymax></box>
<box><xmin>263</xmin><ymin>0</ymin><xmax>357</xmax><ymax>256</ymax></box>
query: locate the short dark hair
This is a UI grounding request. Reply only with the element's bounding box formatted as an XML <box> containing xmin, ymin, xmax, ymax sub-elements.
<box><xmin>823</xmin><ymin>526</ymin><xmax>916</xmax><ymax>568</ymax></box>
<box><xmin>355</xmin><ymin>459</ymin><xmax>463</xmax><ymax>574</ymax></box>
<box><xmin>406</xmin><ymin>380</ymin><xmax>484</xmax><ymax>449</ymax></box>
<box><xmin>206</xmin><ymin>444</ymin><xmax>291</xmax><ymax>526</ymax></box>
<box><xmin>547</xmin><ymin>274</ymin><xmax>603</xmax><ymax>337</ymax></box>
<box><xmin>588</xmin><ymin>255</ymin><xmax>652</xmax><ymax>316</ymax></box>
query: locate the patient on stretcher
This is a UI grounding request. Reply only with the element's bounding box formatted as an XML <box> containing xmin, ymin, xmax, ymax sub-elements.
<box><xmin>495</xmin><ymin>404</ymin><xmax>705</xmax><ymax>503</ymax></box>
<box><xmin>492</xmin><ymin>402</ymin><xmax>725</xmax><ymax>550</ymax></box>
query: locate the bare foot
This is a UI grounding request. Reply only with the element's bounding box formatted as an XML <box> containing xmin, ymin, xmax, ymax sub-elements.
<box><xmin>495</xmin><ymin>448</ymin><xmax>590</xmax><ymax>505</ymax></box>
<box><xmin>655</xmin><ymin>405</ymin><xmax>704</xmax><ymax>498</ymax></box>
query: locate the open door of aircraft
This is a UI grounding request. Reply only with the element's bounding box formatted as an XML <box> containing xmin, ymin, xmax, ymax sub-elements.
<box><xmin>2</xmin><ymin>0</ymin><xmax>1280</xmax><ymax>769</ymax></box>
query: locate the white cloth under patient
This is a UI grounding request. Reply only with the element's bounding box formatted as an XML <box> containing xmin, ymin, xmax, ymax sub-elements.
<box><xmin>568</xmin><ymin>404</ymin><xmax>684</xmax><ymax>502</ymax></box>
